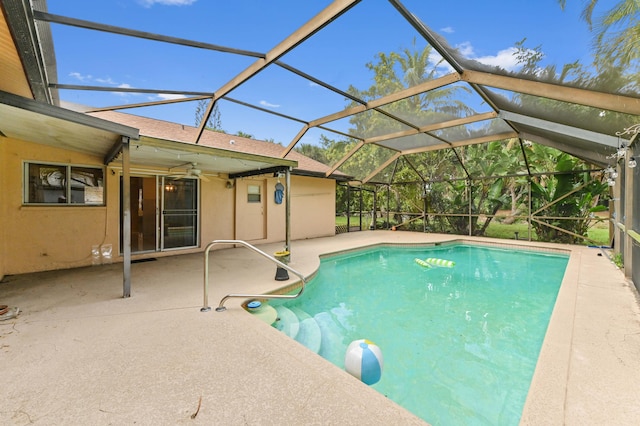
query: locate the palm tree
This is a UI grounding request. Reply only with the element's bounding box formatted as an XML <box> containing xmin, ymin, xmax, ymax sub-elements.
<box><xmin>558</xmin><ymin>0</ymin><xmax>640</xmax><ymax>69</ymax></box>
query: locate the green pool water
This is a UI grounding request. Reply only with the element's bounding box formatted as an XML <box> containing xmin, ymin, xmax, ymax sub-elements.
<box><xmin>271</xmin><ymin>244</ymin><xmax>568</xmax><ymax>425</ymax></box>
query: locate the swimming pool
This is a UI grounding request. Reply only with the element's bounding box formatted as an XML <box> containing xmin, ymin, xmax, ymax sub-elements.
<box><xmin>267</xmin><ymin>243</ymin><xmax>569</xmax><ymax>425</ymax></box>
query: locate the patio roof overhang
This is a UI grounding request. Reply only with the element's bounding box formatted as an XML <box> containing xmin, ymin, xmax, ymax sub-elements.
<box><xmin>0</xmin><ymin>89</ymin><xmax>139</xmax><ymax>155</ymax></box>
<box><xmin>0</xmin><ymin>90</ymin><xmax>296</xmax><ymax>175</ymax></box>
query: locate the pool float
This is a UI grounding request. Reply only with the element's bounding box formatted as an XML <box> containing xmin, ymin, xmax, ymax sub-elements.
<box><xmin>425</xmin><ymin>258</ymin><xmax>455</xmax><ymax>268</ymax></box>
<box><xmin>344</xmin><ymin>339</ymin><xmax>383</xmax><ymax>385</ymax></box>
<box><xmin>414</xmin><ymin>258</ymin><xmax>432</xmax><ymax>268</ymax></box>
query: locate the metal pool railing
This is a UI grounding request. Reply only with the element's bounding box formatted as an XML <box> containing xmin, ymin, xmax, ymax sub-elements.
<box><xmin>201</xmin><ymin>240</ymin><xmax>306</xmax><ymax>312</ymax></box>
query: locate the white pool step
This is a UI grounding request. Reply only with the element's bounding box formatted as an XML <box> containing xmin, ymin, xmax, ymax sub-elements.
<box><xmin>314</xmin><ymin>311</ymin><xmax>347</xmax><ymax>364</ymax></box>
<box><xmin>273</xmin><ymin>305</ymin><xmax>346</xmax><ymax>359</ymax></box>
<box><xmin>273</xmin><ymin>305</ymin><xmax>300</xmax><ymax>340</ymax></box>
<box><xmin>290</xmin><ymin>307</ymin><xmax>322</xmax><ymax>354</ymax></box>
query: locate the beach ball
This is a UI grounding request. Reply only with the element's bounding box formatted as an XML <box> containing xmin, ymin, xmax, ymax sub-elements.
<box><xmin>344</xmin><ymin>339</ymin><xmax>383</xmax><ymax>385</ymax></box>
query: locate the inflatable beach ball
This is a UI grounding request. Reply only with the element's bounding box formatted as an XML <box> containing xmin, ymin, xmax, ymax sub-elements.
<box><xmin>344</xmin><ymin>339</ymin><xmax>383</xmax><ymax>385</ymax></box>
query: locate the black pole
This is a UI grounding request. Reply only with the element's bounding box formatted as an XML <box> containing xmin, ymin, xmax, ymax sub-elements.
<box><xmin>346</xmin><ymin>184</ymin><xmax>351</xmax><ymax>232</ymax></box>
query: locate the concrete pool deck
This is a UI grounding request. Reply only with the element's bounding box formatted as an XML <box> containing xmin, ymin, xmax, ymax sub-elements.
<box><xmin>1</xmin><ymin>231</ymin><xmax>639</xmax><ymax>425</ymax></box>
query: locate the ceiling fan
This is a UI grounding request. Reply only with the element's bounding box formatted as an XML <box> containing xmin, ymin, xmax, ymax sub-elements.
<box><xmin>168</xmin><ymin>162</ymin><xmax>210</xmax><ymax>182</ymax></box>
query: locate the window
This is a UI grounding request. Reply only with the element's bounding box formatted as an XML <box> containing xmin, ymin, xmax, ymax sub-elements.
<box><xmin>247</xmin><ymin>184</ymin><xmax>261</xmax><ymax>203</ymax></box>
<box><xmin>25</xmin><ymin>162</ymin><xmax>105</xmax><ymax>205</ymax></box>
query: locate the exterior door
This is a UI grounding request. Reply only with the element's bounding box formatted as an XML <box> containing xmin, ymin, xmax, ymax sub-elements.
<box><xmin>121</xmin><ymin>176</ymin><xmax>198</xmax><ymax>253</ymax></box>
<box><xmin>161</xmin><ymin>178</ymin><xmax>198</xmax><ymax>249</ymax></box>
<box><xmin>238</xmin><ymin>180</ymin><xmax>266</xmax><ymax>241</ymax></box>
<box><xmin>121</xmin><ymin>176</ymin><xmax>158</xmax><ymax>254</ymax></box>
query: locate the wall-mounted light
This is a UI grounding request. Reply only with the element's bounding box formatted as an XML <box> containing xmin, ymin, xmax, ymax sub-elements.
<box><xmin>165</xmin><ymin>183</ymin><xmax>176</xmax><ymax>192</ymax></box>
<box><xmin>629</xmin><ymin>157</ymin><xmax>637</xmax><ymax>169</ymax></box>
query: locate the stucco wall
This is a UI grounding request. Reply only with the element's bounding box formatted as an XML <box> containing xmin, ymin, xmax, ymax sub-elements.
<box><xmin>235</xmin><ymin>175</ymin><xmax>336</xmax><ymax>245</ymax></box>
<box><xmin>1</xmin><ymin>136</ymin><xmax>253</xmax><ymax>275</ymax></box>
<box><xmin>3</xmin><ymin>137</ymin><xmax>116</xmax><ymax>275</ymax></box>
<box><xmin>200</xmin><ymin>177</ymin><xmax>236</xmax><ymax>243</ymax></box>
<box><xmin>2</xmin><ymin>137</ymin><xmax>336</xmax><ymax>275</ymax></box>
<box><xmin>290</xmin><ymin>175</ymin><xmax>336</xmax><ymax>240</ymax></box>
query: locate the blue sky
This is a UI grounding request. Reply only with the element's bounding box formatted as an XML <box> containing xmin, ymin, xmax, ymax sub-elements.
<box><xmin>46</xmin><ymin>0</ymin><xmax>613</xmax><ymax>146</ymax></box>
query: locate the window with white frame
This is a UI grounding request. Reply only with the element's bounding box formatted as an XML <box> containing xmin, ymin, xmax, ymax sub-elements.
<box><xmin>24</xmin><ymin>162</ymin><xmax>105</xmax><ymax>205</ymax></box>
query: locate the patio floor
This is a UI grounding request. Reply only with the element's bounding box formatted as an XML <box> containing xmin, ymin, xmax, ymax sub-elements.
<box><xmin>1</xmin><ymin>231</ymin><xmax>639</xmax><ymax>425</ymax></box>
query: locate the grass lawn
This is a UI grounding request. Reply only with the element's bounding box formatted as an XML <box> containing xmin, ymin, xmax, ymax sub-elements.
<box><xmin>336</xmin><ymin>214</ymin><xmax>610</xmax><ymax>246</ymax></box>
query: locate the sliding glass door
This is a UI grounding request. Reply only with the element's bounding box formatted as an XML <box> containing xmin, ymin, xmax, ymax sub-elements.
<box><xmin>121</xmin><ymin>176</ymin><xmax>198</xmax><ymax>253</ymax></box>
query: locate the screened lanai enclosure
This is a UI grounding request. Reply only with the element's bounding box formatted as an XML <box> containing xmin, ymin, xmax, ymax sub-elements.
<box><xmin>4</xmin><ymin>0</ymin><xmax>639</xmax><ymax>289</ymax></box>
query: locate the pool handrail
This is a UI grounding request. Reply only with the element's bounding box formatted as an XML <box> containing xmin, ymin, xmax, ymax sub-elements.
<box><xmin>201</xmin><ymin>239</ymin><xmax>306</xmax><ymax>312</ymax></box>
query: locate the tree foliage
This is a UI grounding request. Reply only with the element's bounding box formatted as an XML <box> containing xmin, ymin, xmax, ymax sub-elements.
<box><xmin>558</xmin><ymin>0</ymin><xmax>640</xmax><ymax>70</ymax></box>
<box><xmin>304</xmin><ymin>32</ymin><xmax>621</xmax><ymax>242</ymax></box>
<box><xmin>194</xmin><ymin>99</ymin><xmax>223</xmax><ymax>131</ymax></box>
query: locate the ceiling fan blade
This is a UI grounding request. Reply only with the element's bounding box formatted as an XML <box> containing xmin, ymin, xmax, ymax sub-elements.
<box><xmin>199</xmin><ymin>174</ymin><xmax>210</xmax><ymax>182</ymax></box>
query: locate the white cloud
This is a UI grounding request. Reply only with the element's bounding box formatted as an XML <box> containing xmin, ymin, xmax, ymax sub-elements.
<box><xmin>474</xmin><ymin>47</ymin><xmax>520</xmax><ymax>71</ymax></box>
<box><xmin>260</xmin><ymin>100</ymin><xmax>280</xmax><ymax>108</ymax></box>
<box><xmin>455</xmin><ymin>41</ymin><xmax>475</xmax><ymax>58</ymax></box>
<box><xmin>440</xmin><ymin>26</ymin><xmax>454</xmax><ymax>34</ymax></box>
<box><xmin>96</xmin><ymin>76</ymin><xmax>118</xmax><ymax>85</ymax></box>
<box><xmin>69</xmin><ymin>72</ymin><xmax>91</xmax><ymax>81</ymax></box>
<box><xmin>455</xmin><ymin>42</ymin><xmax>523</xmax><ymax>72</ymax></box>
<box><xmin>138</xmin><ymin>0</ymin><xmax>196</xmax><ymax>7</ymax></box>
<box><xmin>156</xmin><ymin>93</ymin><xmax>187</xmax><ymax>100</ymax></box>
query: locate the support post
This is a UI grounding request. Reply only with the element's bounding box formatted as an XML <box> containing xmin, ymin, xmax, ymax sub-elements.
<box><xmin>468</xmin><ymin>179</ymin><xmax>472</xmax><ymax>236</ymax></box>
<box><xmin>624</xmin><ymin>155</ymin><xmax>634</xmax><ymax>278</ymax></box>
<box><xmin>386</xmin><ymin>185</ymin><xmax>390</xmax><ymax>229</ymax></box>
<box><xmin>346</xmin><ymin>183</ymin><xmax>351</xmax><ymax>232</ymax></box>
<box><xmin>528</xmin><ymin>179</ymin><xmax>532</xmax><ymax>241</ymax></box>
<box><xmin>122</xmin><ymin>138</ymin><xmax>131</xmax><ymax>298</ymax></box>
<box><xmin>359</xmin><ymin>186</ymin><xmax>363</xmax><ymax>231</ymax></box>
<box><xmin>371</xmin><ymin>186</ymin><xmax>377</xmax><ymax>230</ymax></box>
<box><xmin>285</xmin><ymin>168</ymin><xmax>291</xmax><ymax>252</ymax></box>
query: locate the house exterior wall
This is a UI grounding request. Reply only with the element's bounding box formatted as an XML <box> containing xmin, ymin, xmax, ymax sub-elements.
<box><xmin>1</xmin><ymin>136</ymin><xmax>336</xmax><ymax>276</ymax></box>
<box><xmin>290</xmin><ymin>175</ymin><xmax>336</xmax><ymax>240</ymax></box>
<box><xmin>235</xmin><ymin>175</ymin><xmax>336</xmax><ymax>247</ymax></box>
<box><xmin>2</xmin><ymin>136</ymin><xmax>117</xmax><ymax>275</ymax></box>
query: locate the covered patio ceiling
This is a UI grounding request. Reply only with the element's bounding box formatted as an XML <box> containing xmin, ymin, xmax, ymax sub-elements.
<box><xmin>3</xmin><ymin>0</ymin><xmax>640</xmax><ymax>182</ymax></box>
